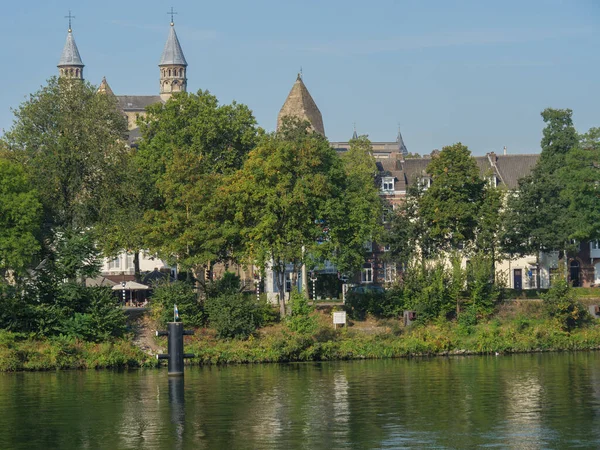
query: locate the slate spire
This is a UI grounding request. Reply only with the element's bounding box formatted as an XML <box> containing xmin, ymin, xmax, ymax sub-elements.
<box><xmin>396</xmin><ymin>125</ymin><xmax>408</xmax><ymax>156</ymax></box>
<box><xmin>58</xmin><ymin>23</ymin><xmax>84</xmax><ymax>80</ymax></box>
<box><xmin>159</xmin><ymin>20</ymin><xmax>188</xmax><ymax>101</ymax></box>
<box><xmin>159</xmin><ymin>23</ymin><xmax>188</xmax><ymax>67</ymax></box>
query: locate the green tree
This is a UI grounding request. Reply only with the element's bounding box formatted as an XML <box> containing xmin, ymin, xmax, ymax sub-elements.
<box><xmin>330</xmin><ymin>135</ymin><xmax>383</xmax><ymax>273</ymax></box>
<box><xmin>3</xmin><ymin>77</ymin><xmax>129</xmax><ymax>231</ymax></box>
<box><xmin>419</xmin><ymin>143</ymin><xmax>485</xmax><ymax>253</ymax></box>
<box><xmin>135</xmin><ymin>90</ymin><xmax>259</xmax><ymax>278</ymax></box>
<box><xmin>227</xmin><ymin>119</ymin><xmax>345</xmax><ymax>317</ymax></box>
<box><xmin>502</xmin><ymin>109</ymin><xmax>578</xmax><ymax>284</ymax></box>
<box><xmin>0</xmin><ymin>157</ymin><xmax>42</xmax><ymax>279</ymax></box>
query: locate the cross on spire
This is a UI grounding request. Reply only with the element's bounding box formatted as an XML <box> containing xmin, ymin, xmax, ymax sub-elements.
<box><xmin>65</xmin><ymin>10</ymin><xmax>75</xmax><ymax>32</ymax></box>
<box><xmin>167</xmin><ymin>7</ymin><xmax>177</xmax><ymax>25</ymax></box>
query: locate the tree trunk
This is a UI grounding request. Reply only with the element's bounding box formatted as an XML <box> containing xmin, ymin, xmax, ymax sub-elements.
<box><xmin>133</xmin><ymin>251</ymin><xmax>141</xmax><ymax>283</ymax></box>
<box><xmin>536</xmin><ymin>251</ymin><xmax>541</xmax><ymax>289</ymax></box>
<box><xmin>275</xmin><ymin>267</ymin><xmax>286</xmax><ymax>318</ymax></box>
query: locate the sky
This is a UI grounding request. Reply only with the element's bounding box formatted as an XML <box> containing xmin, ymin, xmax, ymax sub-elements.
<box><xmin>1</xmin><ymin>0</ymin><xmax>599</xmax><ymax>155</ymax></box>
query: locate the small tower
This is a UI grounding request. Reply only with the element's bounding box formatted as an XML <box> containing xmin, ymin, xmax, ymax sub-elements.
<box><xmin>97</xmin><ymin>77</ymin><xmax>115</xmax><ymax>96</ymax></box>
<box><xmin>159</xmin><ymin>13</ymin><xmax>188</xmax><ymax>101</ymax></box>
<box><xmin>277</xmin><ymin>73</ymin><xmax>325</xmax><ymax>136</ymax></box>
<box><xmin>57</xmin><ymin>12</ymin><xmax>84</xmax><ymax>80</ymax></box>
<box><xmin>396</xmin><ymin>125</ymin><xmax>408</xmax><ymax>156</ymax></box>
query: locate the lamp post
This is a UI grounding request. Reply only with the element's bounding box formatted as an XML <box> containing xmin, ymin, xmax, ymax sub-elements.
<box><xmin>121</xmin><ymin>281</ymin><xmax>126</xmax><ymax>306</ymax></box>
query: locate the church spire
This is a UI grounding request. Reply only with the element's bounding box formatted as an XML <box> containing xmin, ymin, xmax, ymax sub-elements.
<box><xmin>58</xmin><ymin>11</ymin><xmax>84</xmax><ymax>80</ymax></box>
<box><xmin>277</xmin><ymin>73</ymin><xmax>325</xmax><ymax>136</ymax></box>
<box><xmin>159</xmin><ymin>10</ymin><xmax>187</xmax><ymax>101</ymax></box>
<box><xmin>396</xmin><ymin>125</ymin><xmax>408</xmax><ymax>156</ymax></box>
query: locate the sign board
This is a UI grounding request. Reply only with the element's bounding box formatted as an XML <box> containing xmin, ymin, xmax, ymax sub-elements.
<box><xmin>333</xmin><ymin>311</ymin><xmax>346</xmax><ymax>326</ymax></box>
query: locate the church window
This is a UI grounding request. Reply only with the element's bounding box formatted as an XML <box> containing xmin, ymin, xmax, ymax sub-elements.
<box><xmin>168</xmin><ymin>69</ymin><xmax>172</xmax><ymax>76</ymax></box>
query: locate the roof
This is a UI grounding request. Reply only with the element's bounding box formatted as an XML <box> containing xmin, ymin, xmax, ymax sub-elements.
<box><xmin>58</xmin><ymin>30</ymin><xmax>84</xmax><ymax>67</ymax></box>
<box><xmin>116</xmin><ymin>95</ymin><xmax>163</xmax><ymax>111</ymax></box>
<box><xmin>159</xmin><ymin>24</ymin><xmax>187</xmax><ymax>66</ymax></box>
<box><xmin>396</xmin><ymin>128</ymin><xmax>408</xmax><ymax>156</ymax></box>
<box><xmin>400</xmin><ymin>153</ymin><xmax>540</xmax><ymax>190</ymax></box>
<box><xmin>97</xmin><ymin>77</ymin><xmax>115</xmax><ymax>96</ymax></box>
<box><xmin>277</xmin><ymin>75</ymin><xmax>325</xmax><ymax>136</ymax></box>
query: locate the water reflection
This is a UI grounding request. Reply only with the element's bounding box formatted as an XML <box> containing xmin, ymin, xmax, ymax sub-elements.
<box><xmin>0</xmin><ymin>354</ymin><xmax>599</xmax><ymax>449</ymax></box>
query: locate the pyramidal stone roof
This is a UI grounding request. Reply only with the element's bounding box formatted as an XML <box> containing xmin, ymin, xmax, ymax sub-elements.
<box><xmin>58</xmin><ymin>30</ymin><xmax>84</xmax><ymax>67</ymax></box>
<box><xmin>97</xmin><ymin>77</ymin><xmax>115</xmax><ymax>96</ymax></box>
<box><xmin>277</xmin><ymin>75</ymin><xmax>325</xmax><ymax>136</ymax></box>
<box><xmin>159</xmin><ymin>24</ymin><xmax>187</xmax><ymax>66</ymax></box>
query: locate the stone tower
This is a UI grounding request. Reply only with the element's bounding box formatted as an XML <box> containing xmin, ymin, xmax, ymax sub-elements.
<box><xmin>277</xmin><ymin>74</ymin><xmax>325</xmax><ymax>136</ymax></box>
<box><xmin>58</xmin><ymin>26</ymin><xmax>84</xmax><ymax>80</ymax></box>
<box><xmin>159</xmin><ymin>21</ymin><xmax>188</xmax><ymax>101</ymax></box>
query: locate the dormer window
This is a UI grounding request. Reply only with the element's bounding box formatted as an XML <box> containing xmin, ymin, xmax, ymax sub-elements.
<box><xmin>418</xmin><ymin>176</ymin><xmax>432</xmax><ymax>190</ymax></box>
<box><xmin>381</xmin><ymin>177</ymin><xmax>394</xmax><ymax>193</ymax></box>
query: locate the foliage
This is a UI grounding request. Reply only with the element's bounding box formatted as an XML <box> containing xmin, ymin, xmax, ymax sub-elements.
<box><xmin>419</xmin><ymin>143</ymin><xmax>485</xmax><ymax>253</ymax></box>
<box><xmin>346</xmin><ymin>287</ymin><xmax>403</xmax><ymax>320</ymax></box>
<box><xmin>502</xmin><ymin>109</ymin><xmax>578</xmax><ymax>258</ymax></box>
<box><xmin>205</xmin><ymin>293</ymin><xmax>260</xmax><ymax>339</ymax></box>
<box><xmin>204</xmin><ymin>271</ymin><xmax>242</xmax><ymax>299</ymax></box>
<box><xmin>136</xmin><ymin>90</ymin><xmax>260</xmax><ymax>272</ymax></box>
<box><xmin>286</xmin><ymin>290</ymin><xmax>318</xmax><ymax>334</ymax></box>
<box><xmin>226</xmin><ymin>118</ymin><xmax>345</xmax><ymax>317</ymax></box>
<box><xmin>403</xmin><ymin>262</ymin><xmax>453</xmax><ymax>322</ymax></box>
<box><xmin>58</xmin><ymin>287</ymin><xmax>127</xmax><ymax>342</ymax></box>
<box><xmin>466</xmin><ymin>253</ymin><xmax>499</xmax><ymax>315</ymax></box>
<box><xmin>150</xmin><ymin>281</ymin><xmax>204</xmax><ymax>328</ymax></box>
<box><xmin>3</xmin><ymin>76</ymin><xmax>129</xmax><ymax>231</ymax></box>
<box><xmin>542</xmin><ymin>280</ymin><xmax>589</xmax><ymax>332</ymax></box>
<box><xmin>0</xmin><ymin>158</ymin><xmax>42</xmax><ymax>279</ymax></box>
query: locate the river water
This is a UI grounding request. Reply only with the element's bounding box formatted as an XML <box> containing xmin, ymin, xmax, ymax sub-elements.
<box><xmin>1</xmin><ymin>352</ymin><xmax>599</xmax><ymax>449</ymax></box>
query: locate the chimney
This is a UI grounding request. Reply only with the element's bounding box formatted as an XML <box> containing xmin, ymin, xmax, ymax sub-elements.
<box><xmin>503</xmin><ymin>146</ymin><xmax>507</xmax><ymax>156</ymax></box>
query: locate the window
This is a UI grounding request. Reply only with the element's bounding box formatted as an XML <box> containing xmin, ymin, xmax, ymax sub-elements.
<box><xmin>592</xmin><ymin>241</ymin><xmax>600</xmax><ymax>250</ymax></box>
<box><xmin>383</xmin><ymin>244</ymin><xmax>391</xmax><ymax>252</ymax></box>
<box><xmin>361</xmin><ymin>263</ymin><xmax>373</xmax><ymax>283</ymax></box>
<box><xmin>384</xmin><ymin>263</ymin><xmax>396</xmax><ymax>283</ymax></box>
<box><xmin>108</xmin><ymin>257</ymin><xmax>121</xmax><ymax>270</ymax></box>
<box><xmin>381</xmin><ymin>177</ymin><xmax>394</xmax><ymax>193</ymax></box>
<box><xmin>528</xmin><ymin>267</ymin><xmax>538</xmax><ymax>289</ymax></box>
<box><xmin>126</xmin><ymin>254</ymin><xmax>135</xmax><ymax>270</ymax></box>
<box><xmin>418</xmin><ymin>176</ymin><xmax>432</xmax><ymax>190</ymax></box>
<box><xmin>363</xmin><ymin>240</ymin><xmax>372</xmax><ymax>252</ymax></box>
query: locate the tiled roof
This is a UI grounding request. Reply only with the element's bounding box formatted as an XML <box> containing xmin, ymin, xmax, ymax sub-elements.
<box><xmin>116</xmin><ymin>95</ymin><xmax>163</xmax><ymax>111</ymax></box>
<box><xmin>277</xmin><ymin>75</ymin><xmax>325</xmax><ymax>136</ymax></box>
<box><xmin>58</xmin><ymin>30</ymin><xmax>84</xmax><ymax>67</ymax></box>
<box><xmin>159</xmin><ymin>24</ymin><xmax>187</xmax><ymax>66</ymax></box>
<box><xmin>399</xmin><ymin>153</ymin><xmax>540</xmax><ymax>190</ymax></box>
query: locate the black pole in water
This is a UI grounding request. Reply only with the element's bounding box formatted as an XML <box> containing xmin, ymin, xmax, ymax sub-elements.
<box><xmin>156</xmin><ymin>322</ymin><xmax>194</xmax><ymax>376</ymax></box>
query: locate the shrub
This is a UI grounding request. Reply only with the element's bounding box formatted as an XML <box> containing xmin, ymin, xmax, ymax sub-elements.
<box><xmin>205</xmin><ymin>293</ymin><xmax>259</xmax><ymax>339</ymax></box>
<box><xmin>204</xmin><ymin>272</ymin><xmax>242</xmax><ymax>299</ymax></box>
<box><xmin>542</xmin><ymin>281</ymin><xmax>590</xmax><ymax>332</ymax></box>
<box><xmin>286</xmin><ymin>290</ymin><xmax>318</xmax><ymax>334</ymax></box>
<box><xmin>150</xmin><ymin>281</ymin><xmax>204</xmax><ymax>328</ymax></box>
<box><xmin>346</xmin><ymin>287</ymin><xmax>403</xmax><ymax>320</ymax></box>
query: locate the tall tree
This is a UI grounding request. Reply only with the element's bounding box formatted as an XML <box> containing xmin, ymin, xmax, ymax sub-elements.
<box><xmin>135</xmin><ymin>90</ymin><xmax>259</xmax><ymax>277</ymax></box>
<box><xmin>330</xmin><ymin>135</ymin><xmax>383</xmax><ymax>273</ymax></box>
<box><xmin>3</xmin><ymin>77</ymin><xmax>129</xmax><ymax>232</ymax></box>
<box><xmin>0</xmin><ymin>157</ymin><xmax>42</xmax><ymax>280</ymax></box>
<box><xmin>226</xmin><ymin>119</ymin><xmax>345</xmax><ymax>317</ymax></box>
<box><xmin>419</xmin><ymin>143</ymin><xmax>485</xmax><ymax>253</ymax></box>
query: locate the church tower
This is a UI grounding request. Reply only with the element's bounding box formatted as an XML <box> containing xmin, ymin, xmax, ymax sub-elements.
<box><xmin>159</xmin><ymin>18</ymin><xmax>188</xmax><ymax>101</ymax></box>
<box><xmin>277</xmin><ymin>74</ymin><xmax>325</xmax><ymax>136</ymax></box>
<box><xmin>57</xmin><ymin>14</ymin><xmax>84</xmax><ymax>80</ymax></box>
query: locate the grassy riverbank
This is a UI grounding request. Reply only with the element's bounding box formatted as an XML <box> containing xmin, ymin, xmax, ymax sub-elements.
<box><xmin>2</xmin><ymin>301</ymin><xmax>600</xmax><ymax>371</ymax></box>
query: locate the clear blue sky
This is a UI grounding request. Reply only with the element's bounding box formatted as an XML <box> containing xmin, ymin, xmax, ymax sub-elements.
<box><xmin>2</xmin><ymin>0</ymin><xmax>598</xmax><ymax>155</ymax></box>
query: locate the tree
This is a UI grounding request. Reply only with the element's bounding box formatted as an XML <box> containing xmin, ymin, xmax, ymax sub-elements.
<box><xmin>330</xmin><ymin>135</ymin><xmax>383</xmax><ymax>273</ymax></box>
<box><xmin>226</xmin><ymin>119</ymin><xmax>345</xmax><ymax>317</ymax></box>
<box><xmin>3</xmin><ymin>77</ymin><xmax>129</xmax><ymax>232</ymax></box>
<box><xmin>135</xmin><ymin>90</ymin><xmax>259</xmax><ymax>278</ymax></box>
<box><xmin>0</xmin><ymin>157</ymin><xmax>42</xmax><ymax>280</ymax></box>
<box><xmin>502</xmin><ymin>109</ymin><xmax>579</xmax><ymax>285</ymax></box>
<box><xmin>419</xmin><ymin>143</ymin><xmax>485</xmax><ymax>253</ymax></box>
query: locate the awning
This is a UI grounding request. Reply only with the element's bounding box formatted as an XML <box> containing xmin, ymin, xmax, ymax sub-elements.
<box><xmin>112</xmin><ymin>281</ymin><xmax>150</xmax><ymax>291</ymax></box>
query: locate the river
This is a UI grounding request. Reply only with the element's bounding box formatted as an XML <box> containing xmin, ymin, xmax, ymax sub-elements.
<box><xmin>0</xmin><ymin>352</ymin><xmax>599</xmax><ymax>449</ymax></box>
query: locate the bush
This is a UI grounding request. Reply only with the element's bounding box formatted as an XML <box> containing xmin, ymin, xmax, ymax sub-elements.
<box><xmin>542</xmin><ymin>281</ymin><xmax>590</xmax><ymax>331</ymax></box>
<box><xmin>346</xmin><ymin>287</ymin><xmax>403</xmax><ymax>320</ymax></box>
<box><xmin>150</xmin><ymin>281</ymin><xmax>204</xmax><ymax>328</ymax></box>
<box><xmin>204</xmin><ymin>272</ymin><xmax>242</xmax><ymax>299</ymax></box>
<box><xmin>205</xmin><ymin>293</ymin><xmax>259</xmax><ymax>339</ymax></box>
<box><xmin>286</xmin><ymin>290</ymin><xmax>318</xmax><ymax>334</ymax></box>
